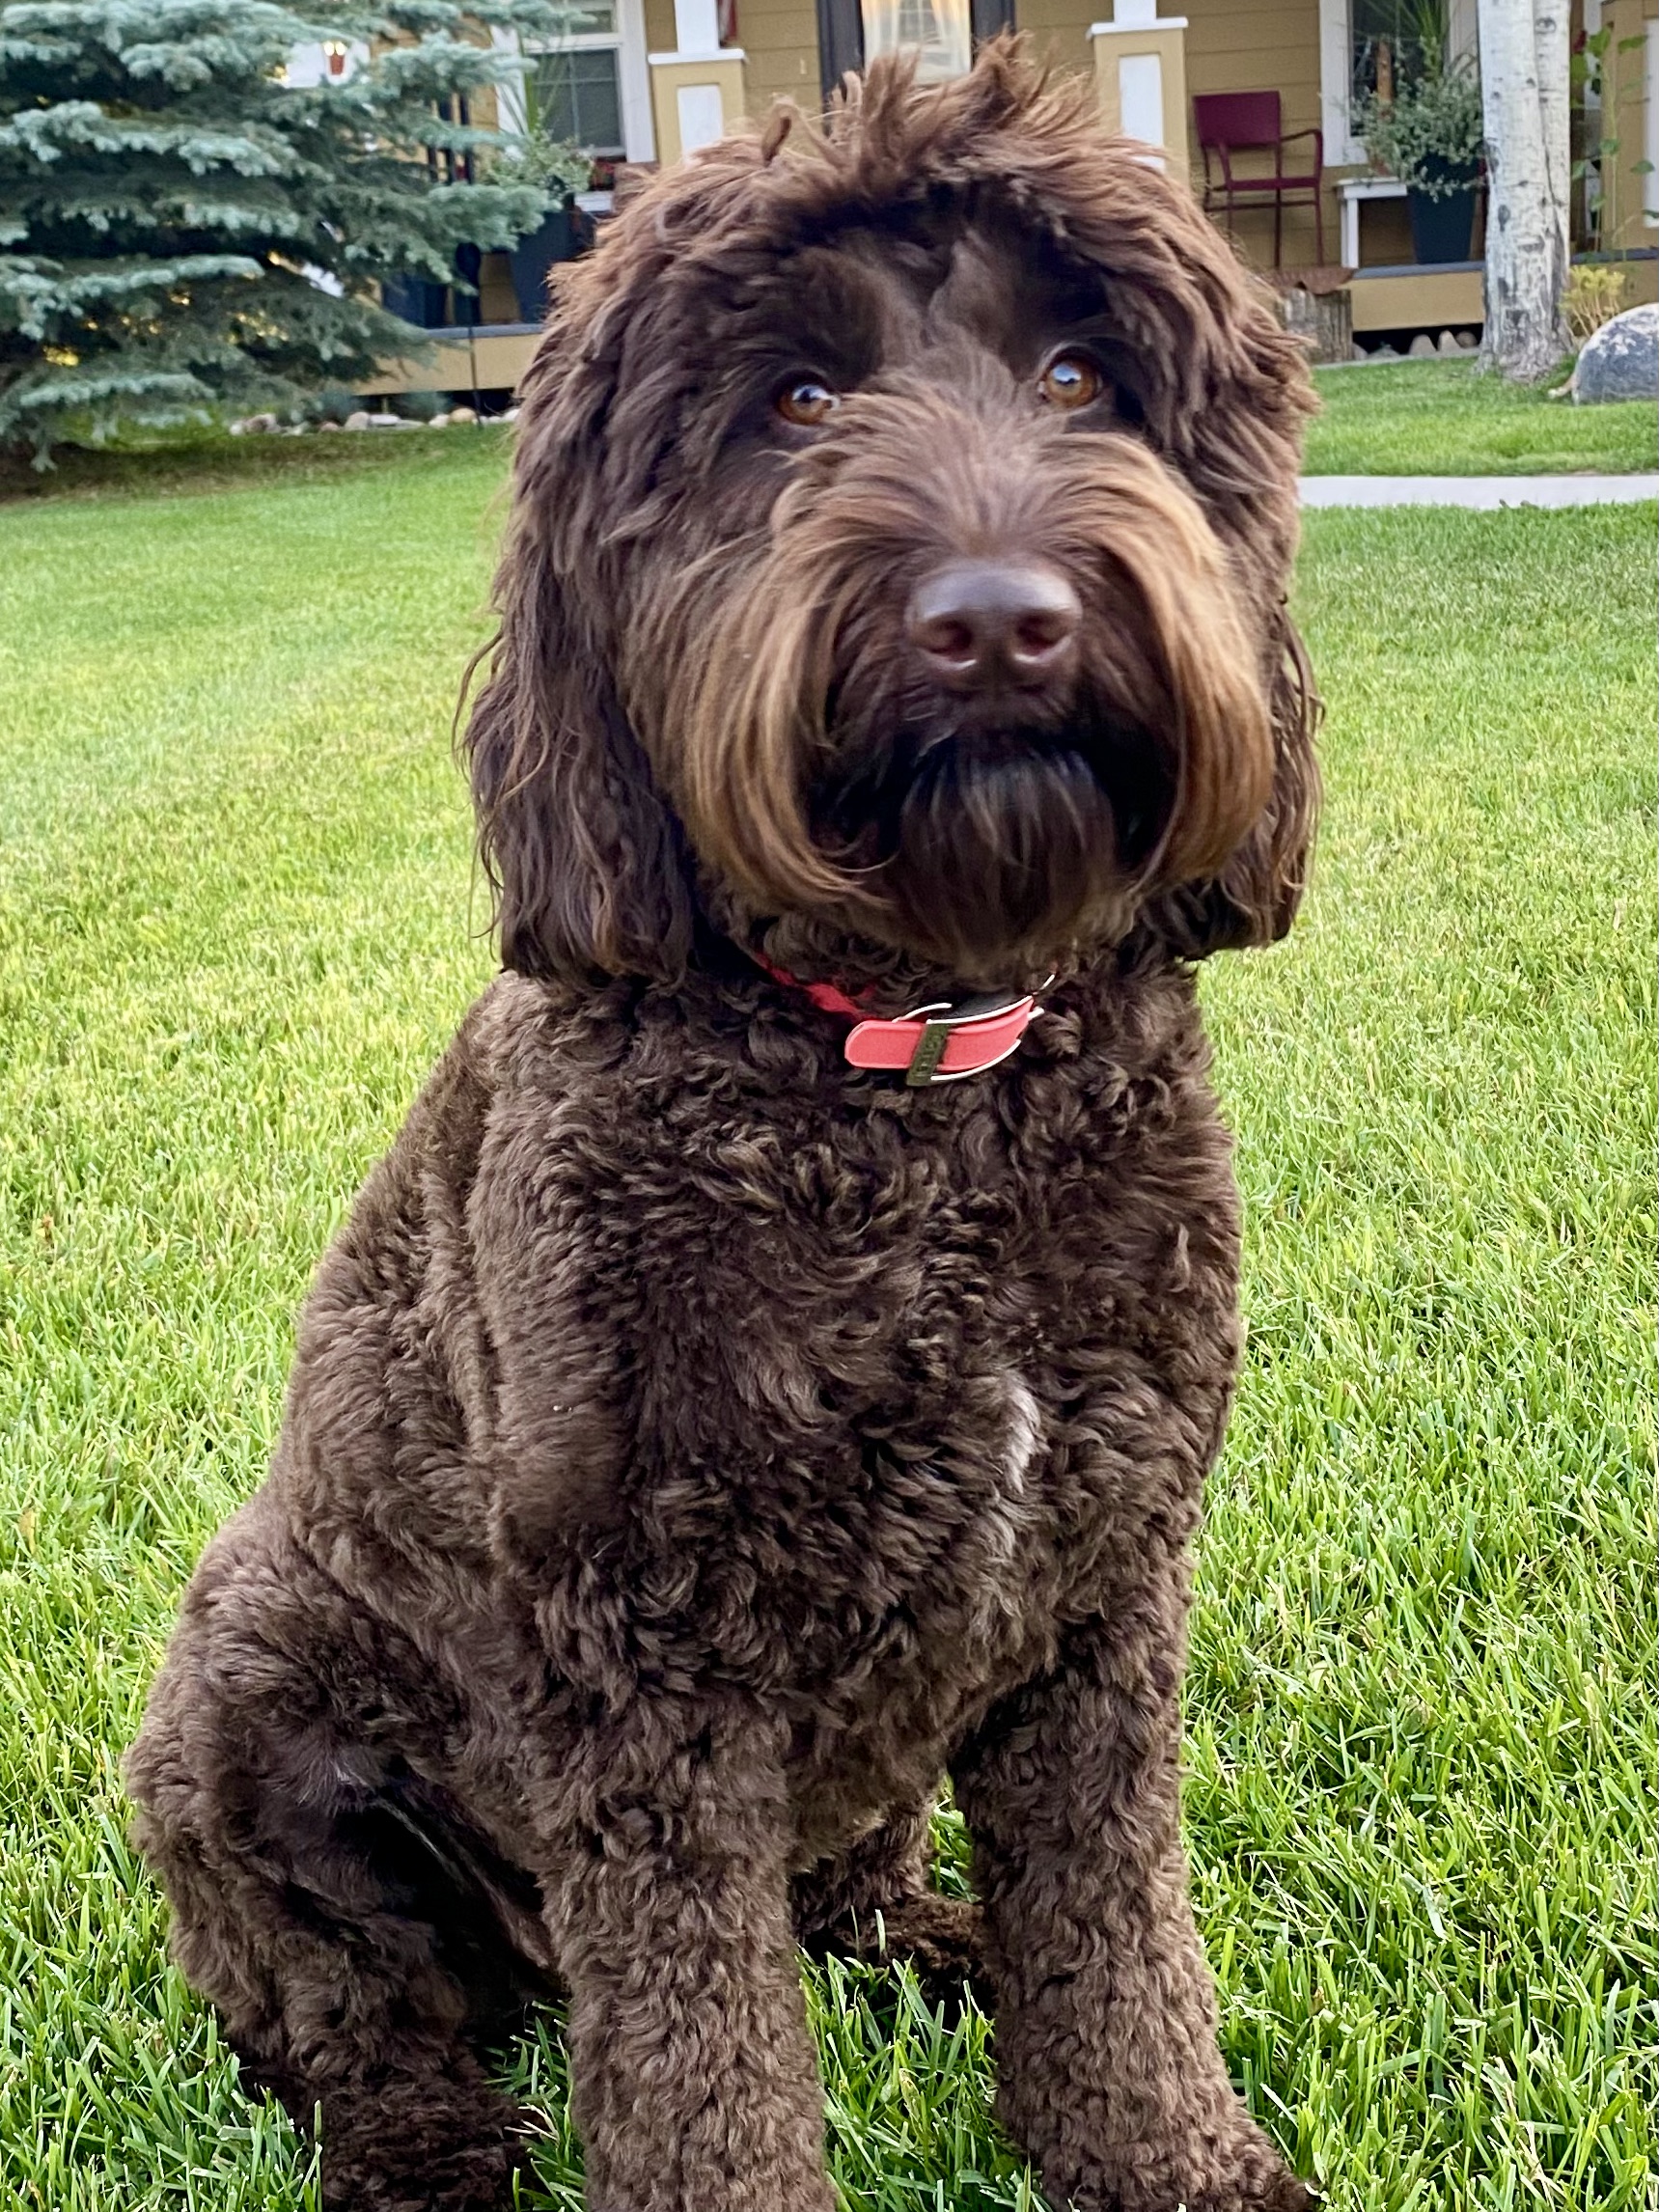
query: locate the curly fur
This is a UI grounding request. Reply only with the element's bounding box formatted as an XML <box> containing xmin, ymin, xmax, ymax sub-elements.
<box><xmin>128</xmin><ymin>41</ymin><xmax>1319</xmax><ymax>2212</ymax></box>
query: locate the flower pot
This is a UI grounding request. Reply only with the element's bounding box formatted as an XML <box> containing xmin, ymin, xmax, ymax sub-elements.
<box><xmin>1408</xmin><ymin>158</ymin><xmax>1479</xmax><ymax>263</ymax></box>
<box><xmin>510</xmin><ymin>206</ymin><xmax>584</xmax><ymax>325</ymax></box>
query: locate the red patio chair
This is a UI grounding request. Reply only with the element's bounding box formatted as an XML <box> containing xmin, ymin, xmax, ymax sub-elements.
<box><xmin>1193</xmin><ymin>91</ymin><xmax>1324</xmax><ymax>268</ymax></box>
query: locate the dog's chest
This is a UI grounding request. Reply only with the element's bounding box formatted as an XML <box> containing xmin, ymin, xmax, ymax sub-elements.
<box><xmin>515</xmin><ymin>1031</ymin><xmax>1232</xmax><ymax>1700</ymax></box>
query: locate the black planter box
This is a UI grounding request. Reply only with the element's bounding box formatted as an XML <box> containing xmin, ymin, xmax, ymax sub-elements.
<box><xmin>509</xmin><ymin>206</ymin><xmax>594</xmax><ymax>326</ymax></box>
<box><xmin>1408</xmin><ymin>157</ymin><xmax>1479</xmax><ymax>263</ymax></box>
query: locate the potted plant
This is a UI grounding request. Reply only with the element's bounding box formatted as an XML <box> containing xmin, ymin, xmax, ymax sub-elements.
<box><xmin>495</xmin><ymin>131</ymin><xmax>597</xmax><ymax>324</ymax></box>
<box><xmin>1355</xmin><ymin>51</ymin><xmax>1485</xmax><ymax>264</ymax></box>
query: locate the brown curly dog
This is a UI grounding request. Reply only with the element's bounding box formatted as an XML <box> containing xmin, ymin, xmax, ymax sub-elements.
<box><xmin>126</xmin><ymin>41</ymin><xmax>1319</xmax><ymax>2212</ymax></box>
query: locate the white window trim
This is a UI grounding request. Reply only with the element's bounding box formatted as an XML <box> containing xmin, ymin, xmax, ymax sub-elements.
<box><xmin>617</xmin><ymin>0</ymin><xmax>655</xmax><ymax>166</ymax></box>
<box><xmin>491</xmin><ymin>10</ymin><xmax>654</xmax><ymax>168</ymax></box>
<box><xmin>1318</xmin><ymin>0</ymin><xmax>1366</xmax><ymax>167</ymax></box>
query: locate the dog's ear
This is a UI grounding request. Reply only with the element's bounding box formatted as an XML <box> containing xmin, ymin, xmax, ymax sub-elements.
<box><xmin>459</xmin><ymin>281</ymin><xmax>697</xmax><ymax>985</ymax></box>
<box><xmin>462</xmin><ymin>589</ymin><xmax>695</xmax><ymax>985</ymax></box>
<box><xmin>1140</xmin><ymin>611</ymin><xmax>1320</xmax><ymax>958</ymax></box>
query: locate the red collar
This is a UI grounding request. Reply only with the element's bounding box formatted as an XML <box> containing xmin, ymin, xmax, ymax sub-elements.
<box><xmin>753</xmin><ymin>954</ymin><xmax>1043</xmax><ymax>1087</ymax></box>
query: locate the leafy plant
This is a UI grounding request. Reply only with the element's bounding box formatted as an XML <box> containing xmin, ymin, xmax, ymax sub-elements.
<box><xmin>1354</xmin><ymin>49</ymin><xmax>1485</xmax><ymax>196</ymax></box>
<box><xmin>305</xmin><ymin>380</ymin><xmax>363</xmax><ymax>423</ymax></box>
<box><xmin>493</xmin><ymin>124</ymin><xmax>593</xmax><ymax>203</ymax></box>
<box><xmin>1562</xmin><ymin>261</ymin><xmax>1629</xmax><ymax>343</ymax></box>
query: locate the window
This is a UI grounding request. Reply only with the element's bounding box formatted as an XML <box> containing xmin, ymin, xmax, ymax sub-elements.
<box><xmin>861</xmin><ymin>0</ymin><xmax>971</xmax><ymax>83</ymax></box>
<box><xmin>817</xmin><ymin>0</ymin><xmax>1009</xmax><ymax>102</ymax></box>
<box><xmin>529</xmin><ymin>2</ymin><xmax>625</xmax><ymax>156</ymax></box>
<box><xmin>1348</xmin><ymin>0</ymin><xmax>1443</xmax><ymax>110</ymax></box>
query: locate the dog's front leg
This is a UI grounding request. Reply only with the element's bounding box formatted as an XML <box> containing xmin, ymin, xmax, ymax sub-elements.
<box><xmin>952</xmin><ymin>1589</ymin><xmax>1309</xmax><ymax>2212</ymax></box>
<box><xmin>540</xmin><ymin>1703</ymin><xmax>835</xmax><ymax>2212</ymax></box>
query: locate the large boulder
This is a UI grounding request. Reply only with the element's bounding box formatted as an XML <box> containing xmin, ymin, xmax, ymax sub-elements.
<box><xmin>1573</xmin><ymin>304</ymin><xmax>1659</xmax><ymax>403</ymax></box>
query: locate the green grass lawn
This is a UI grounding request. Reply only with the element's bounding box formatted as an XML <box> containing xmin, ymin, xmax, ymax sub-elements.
<box><xmin>1306</xmin><ymin>357</ymin><xmax>1658</xmax><ymax>477</ymax></box>
<box><xmin>1</xmin><ymin>442</ymin><xmax>1653</xmax><ymax>2211</ymax></box>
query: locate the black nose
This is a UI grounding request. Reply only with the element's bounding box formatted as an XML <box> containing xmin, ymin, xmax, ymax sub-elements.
<box><xmin>905</xmin><ymin>561</ymin><xmax>1082</xmax><ymax>694</ymax></box>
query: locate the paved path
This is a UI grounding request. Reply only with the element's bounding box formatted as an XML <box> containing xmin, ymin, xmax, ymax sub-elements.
<box><xmin>1301</xmin><ymin>473</ymin><xmax>1659</xmax><ymax>508</ymax></box>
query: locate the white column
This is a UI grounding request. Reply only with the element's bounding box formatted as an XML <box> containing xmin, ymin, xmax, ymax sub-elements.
<box><xmin>650</xmin><ymin>0</ymin><xmax>747</xmax><ymax>167</ymax></box>
<box><xmin>1089</xmin><ymin>0</ymin><xmax>1190</xmax><ymax>181</ymax></box>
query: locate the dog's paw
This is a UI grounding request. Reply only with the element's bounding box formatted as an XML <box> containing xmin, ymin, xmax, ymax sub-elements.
<box><xmin>877</xmin><ymin>1894</ymin><xmax>989</xmax><ymax>1982</ymax></box>
<box><xmin>809</xmin><ymin>1891</ymin><xmax>995</xmax><ymax>2010</ymax></box>
<box><xmin>318</xmin><ymin>2079</ymin><xmax>539</xmax><ymax>2212</ymax></box>
<box><xmin>1048</xmin><ymin>2126</ymin><xmax>1313</xmax><ymax>2212</ymax></box>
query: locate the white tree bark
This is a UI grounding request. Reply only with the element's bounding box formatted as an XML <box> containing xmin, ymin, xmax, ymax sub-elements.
<box><xmin>1478</xmin><ymin>0</ymin><xmax>1573</xmax><ymax>379</ymax></box>
<box><xmin>1533</xmin><ymin>0</ymin><xmax>1572</xmax><ymax>239</ymax></box>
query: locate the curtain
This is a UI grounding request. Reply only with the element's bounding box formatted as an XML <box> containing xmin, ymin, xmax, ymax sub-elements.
<box><xmin>861</xmin><ymin>0</ymin><xmax>971</xmax><ymax>81</ymax></box>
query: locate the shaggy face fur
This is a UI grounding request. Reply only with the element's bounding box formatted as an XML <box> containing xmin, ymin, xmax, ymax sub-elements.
<box><xmin>127</xmin><ymin>45</ymin><xmax>1319</xmax><ymax>2212</ymax></box>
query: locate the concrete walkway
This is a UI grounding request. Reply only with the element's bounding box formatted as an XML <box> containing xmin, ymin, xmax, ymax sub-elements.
<box><xmin>1301</xmin><ymin>473</ymin><xmax>1659</xmax><ymax>509</ymax></box>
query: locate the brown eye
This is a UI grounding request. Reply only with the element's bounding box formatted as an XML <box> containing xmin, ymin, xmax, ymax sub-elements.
<box><xmin>776</xmin><ymin>376</ymin><xmax>839</xmax><ymax>427</ymax></box>
<box><xmin>1039</xmin><ymin>351</ymin><xmax>1104</xmax><ymax>411</ymax></box>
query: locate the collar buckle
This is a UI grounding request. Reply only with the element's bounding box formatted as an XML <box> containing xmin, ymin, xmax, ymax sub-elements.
<box><xmin>898</xmin><ymin>989</ymin><xmax>1035</xmax><ymax>1087</ymax></box>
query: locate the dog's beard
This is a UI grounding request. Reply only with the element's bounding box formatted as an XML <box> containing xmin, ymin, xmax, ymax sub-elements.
<box><xmin>815</xmin><ymin>705</ymin><xmax>1174</xmax><ymax>973</ymax></box>
<box><xmin>668</xmin><ymin>408</ymin><xmax>1276</xmax><ymax>980</ymax></box>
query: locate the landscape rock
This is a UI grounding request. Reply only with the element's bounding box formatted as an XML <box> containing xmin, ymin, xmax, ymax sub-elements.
<box><xmin>1572</xmin><ymin>304</ymin><xmax>1659</xmax><ymax>403</ymax></box>
<box><xmin>447</xmin><ymin>404</ymin><xmax>478</xmax><ymax>425</ymax></box>
<box><xmin>344</xmin><ymin>410</ymin><xmax>373</xmax><ymax>430</ymax></box>
<box><xmin>1369</xmin><ymin>343</ymin><xmax>1400</xmax><ymax>360</ymax></box>
<box><xmin>1437</xmin><ymin>329</ymin><xmax>1462</xmax><ymax>356</ymax></box>
<box><xmin>1408</xmin><ymin>333</ymin><xmax>1438</xmax><ymax>358</ymax></box>
<box><xmin>1455</xmin><ymin>329</ymin><xmax>1478</xmax><ymax>349</ymax></box>
<box><xmin>501</xmin><ymin>404</ymin><xmax>521</xmax><ymax>422</ymax></box>
<box><xmin>318</xmin><ymin>420</ymin><xmax>343</xmax><ymax>432</ymax></box>
<box><xmin>427</xmin><ymin>412</ymin><xmax>451</xmax><ymax>428</ymax></box>
<box><xmin>233</xmin><ymin>411</ymin><xmax>280</xmax><ymax>434</ymax></box>
<box><xmin>366</xmin><ymin>412</ymin><xmax>403</xmax><ymax>429</ymax></box>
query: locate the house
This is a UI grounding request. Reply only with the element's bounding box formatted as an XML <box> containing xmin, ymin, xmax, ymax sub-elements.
<box><xmin>364</xmin><ymin>0</ymin><xmax>1658</xmax><ymax>401</ymax></box>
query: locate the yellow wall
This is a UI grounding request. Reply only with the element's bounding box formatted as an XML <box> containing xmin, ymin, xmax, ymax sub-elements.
<box><xmin>1600</xmin><ymin>0</ymin><xmax>1656</xmax><ymax>251</ymax></box>
<box><xmin>1013</xmin><ymin>4</ymin><xmax>1095</xmax><ymax>84</ymax></box>
<box><xmin>716</xmin><ymin>0</ymin><xmax>1352</xmax><ymax>268</ymax></box>
<box><xmin>742</xmin><ymin>0</ymin><xmax>823</xmax><ymax>111</ymax></box>
<box><xmin>1183</xmin><ymin>0</ymin><xmax>1334</xmax><ymax>264</ymax></box>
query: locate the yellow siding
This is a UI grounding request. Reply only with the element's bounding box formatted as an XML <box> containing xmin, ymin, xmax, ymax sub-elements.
<box><xmin>1013</xmin><ymin>5</ymin><xmax>1095</xmax><ymax>84</ymax></box>
<box><xmin>1009</xmin><ymin>0</ymin><xmax>1341</xmax><ymax>264</ymax></box>
<box><xmin>741</xmin><ymin>0</ymin><xmax>822</xmax><ymax>113</ymax></box>
<box><xmin>1184</xmin><ymin>0</ymin><xmax>1335</xmax><ymax>266</ymax></box>
<box><xmin>1600</xmin><ymin>0</ymin><xmax>1655</xmax><ymax>251</ymax></box>
<box><xmin>1348</xmin><ymin>263</ymin><xmax>1481</xmax><ymax>330</ymax></box>
<box><xmin>645</xmin><ymin>0</ymin><xmax>677</xmax><ymax>55</ymax></box>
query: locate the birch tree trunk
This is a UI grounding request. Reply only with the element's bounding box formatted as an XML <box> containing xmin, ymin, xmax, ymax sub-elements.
<box><xmin>1478</xmin><ymin>0</ymin><xmax>1573</xmax><ymax>379</ymax></box>
<box><xmin>1532</xmin><ymin>0</ymin><xmax>1571</xmax><ymax>218</ymax></box>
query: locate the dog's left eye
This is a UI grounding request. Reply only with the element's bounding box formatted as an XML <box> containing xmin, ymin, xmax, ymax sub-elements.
<box><xmin>775</xmin><ymin>377</ymin><xmax>841</xmax><ymax>428</ymax></box>
<box><xmin>1038</xmin><ymin>351</ymin><xmax>1104</xmax><ymax>410</ymax></box>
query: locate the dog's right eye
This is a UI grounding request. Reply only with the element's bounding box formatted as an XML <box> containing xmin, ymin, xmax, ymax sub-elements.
<box><xmin>775</xmin><ymin>377</ymin><xmax>840</xmax><ymax>428</ymax></box>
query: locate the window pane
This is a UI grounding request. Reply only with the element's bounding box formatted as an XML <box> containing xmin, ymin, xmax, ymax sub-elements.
<box><xmin>535</xmin><ymin>48</ymin><xmax>624</xmax><ymax>152</ymax></box>
<box><xmin>1350</xmin><ymin>0</ymin><xmax>1446</xmax><ymax>107</ymax></box>
<box><xmin>861</xmin><ymin>0</ymin><xmax>970</xmax><ymax>82</ymax></box>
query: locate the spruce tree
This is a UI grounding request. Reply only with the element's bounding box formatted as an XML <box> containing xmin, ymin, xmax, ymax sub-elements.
<box><xmin>0</xmin><ymin>0</ymin><xmax>561</xmax><ymax>456</ymax></box>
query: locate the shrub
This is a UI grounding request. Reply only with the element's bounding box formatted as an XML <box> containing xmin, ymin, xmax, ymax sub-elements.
<box><xmin>1355</xmin><ymin>54</ymin><xmax>1486</xmax><ymax>196</ymax></box>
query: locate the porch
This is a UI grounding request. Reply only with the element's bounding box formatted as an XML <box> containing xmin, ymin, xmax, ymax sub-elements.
<box><xmin>363</xmin><ymin>0</ymin><xmax>1658</xmax><ymax>400</ymax></box>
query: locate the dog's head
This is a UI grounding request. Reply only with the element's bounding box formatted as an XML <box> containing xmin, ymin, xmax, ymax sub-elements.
<box><xmin>464</xmin><ymin>42</ymin><xmax>1317</xmax><ymax>993</ymax></box>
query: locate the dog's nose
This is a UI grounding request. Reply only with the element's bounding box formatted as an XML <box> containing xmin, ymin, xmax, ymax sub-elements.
<box><xmin>905</xmin><ymin>561</ymin><xmax>1082</xmax><ymax>694</ymax></box>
